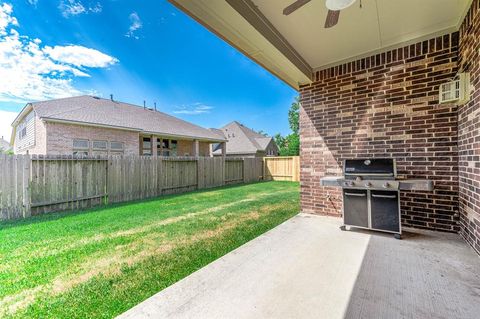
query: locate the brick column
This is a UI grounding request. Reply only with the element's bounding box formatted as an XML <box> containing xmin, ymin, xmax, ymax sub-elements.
<box><xmin>193</xmin><ymin>139</ymin><xmax>200</xmax><ymax>157</ymax></box>
<box><xmin>209</xmin><ymin>143</ymin><xmax>213</xmax><ymax>157</ymax></box>
<box><xmin>151</xmin><ymin>135</ymin><xmax>157</xmax><ymax>157</ymax></box>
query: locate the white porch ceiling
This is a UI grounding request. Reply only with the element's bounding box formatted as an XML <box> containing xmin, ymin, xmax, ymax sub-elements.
<box><xmin>253</xmin><ymin>0</ymin><xmax>470</xmax><ymax>69</ymax></box>
<box><xmin>169</xmin><ymin>0</ymin><xmax>472</xmax><ymax>89</ymax></box>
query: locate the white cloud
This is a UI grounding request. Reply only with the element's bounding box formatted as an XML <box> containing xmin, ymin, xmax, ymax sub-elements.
<box><xmin>44</xmin><ymin>45</ymin><xmax>118</xmax><ymax>68</ymax></box>
<box><xmin>0</xmin><ymin>3</ymin><xmax>18</xmax><ymax>35</ymax></box>
<box><xmin>0</xmin><ymin>110</ymin><xmax>18</xmax><ymax>141</ymax></box>
<box><xmin>88</xmin><ymin>2</ymin><xmax>102</xmax><ymax>13</ymax></box>
<box><xmin>27</xmin><ymin>0</ymin><xmax>39</xmax><ymax>7</ymax></box>
<box><xmin>59</xmin><ymin>1</ymin><xmax>102</xmax><ymax>18</ymax></box>
<box><xmin>125</xmin><ymin>12</ymin><xmax>142</xmax><ymax>39</ymax></box>
<box><xmin>0</xmin><ymin>4</ymin><xmax>118</xmax><ymax>103</ymax></box>
<box><xmin>174</xmin><ymin>103</ymin><xmax>213</xmax><ymax>115</ymax></box>
<box><xmin>59</xmin><ymin>1</ymin><xmax>85</xmax><ymax>17</ymax></box>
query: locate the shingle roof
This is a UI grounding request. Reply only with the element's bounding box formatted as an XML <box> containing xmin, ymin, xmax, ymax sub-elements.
<box><xmin>29</xmin><ymin>95</ymin><xmax>226</xmax><ymax>141</ymax></box>
<box><xmin>213</xmin><ymin>121</ymin><xmax>276</xmax><ymax>155</ymax></box>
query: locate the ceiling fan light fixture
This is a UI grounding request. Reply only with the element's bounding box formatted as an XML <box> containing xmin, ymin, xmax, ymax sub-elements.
<box><xmin>325</xmin><ymin>0</ymin><xmax>356</xmax><ymax>11</ymax></box>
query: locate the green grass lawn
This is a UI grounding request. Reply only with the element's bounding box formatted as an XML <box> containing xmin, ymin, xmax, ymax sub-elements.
<box><xmin>0</xmin><ymin>181</ymin><xmax>299</xmax><ymax>318</ymax></box>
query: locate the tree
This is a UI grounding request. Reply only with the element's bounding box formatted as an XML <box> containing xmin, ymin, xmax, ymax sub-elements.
<box><xmin>257</xmin><ymin>130</ymin><xmax>268</xmax><ymax>137</ymax></box>
<box><xmin>274</xmin><ymin>133</ymin><xmax>285</xmax><ymax>150</ymax></box>
<box><xmin>275</xmin><ymin>96</ymin><xmax>300</xmax><ymax>156</ymax></box>
<box><xmin>288</xmin><ymin>96</ymin><xmax>300</xmax><ymax>134</ymax></box>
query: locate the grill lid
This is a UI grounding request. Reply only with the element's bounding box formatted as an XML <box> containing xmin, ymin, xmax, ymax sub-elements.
<box><xmin>344</xmin><ymin>158</ymin><xmax>396</xmax><ymax>177</ymax></box>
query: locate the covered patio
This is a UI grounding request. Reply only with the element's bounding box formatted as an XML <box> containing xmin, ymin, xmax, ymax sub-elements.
<box><xmin>118</xmin><ymin>214</ymin><xmax>480</xmax><ymax>319</ymax></box>
<box><xmin>168</xmin><ymin>0</ymin><xmax>480</xmax><ymax>253</ymax></box>
<box><xmin>120</xmin><ymin>0</ymin><xmax>480</xmax><ymax>317</ymax></box>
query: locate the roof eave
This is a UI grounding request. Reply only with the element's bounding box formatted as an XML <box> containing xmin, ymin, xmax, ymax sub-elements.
<box><xmin>41</xmin><ymin>117</ymin><xmax>143</xmax><ymax>132</ymax></box>
<box><xmin>142</xmin><ymin>131</ymin><xmax>226</xmax><ymax>143</ymax></box>
<box><xmin>168</xmin><ymin>0</ymin><xmax>312</xmax><ymax>90</ymax></box>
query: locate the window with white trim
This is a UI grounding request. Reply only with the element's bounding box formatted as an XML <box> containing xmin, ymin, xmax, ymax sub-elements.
<box><xmin>110</xmin><ymin>141</ymin><xmax>123</xmax><ymax>151</ymax></box>
<box><xmin>92</xmin><ymin>140</ymin><xmax>107</xmax><ymax>150</ymax></box>
<box><xmin>142</xmin><ymin>137</ymin><xmax>152</xmax><ymax>155</ymax></box>
<box><xmin>18</xmin><ymin>126</ymin><xmax>27</xmax><ymax>140</ymax></box>
<box><xmin>73</xmin><ymin>139</ymin><xmax>89</xmax><ymax>149</ymax></box>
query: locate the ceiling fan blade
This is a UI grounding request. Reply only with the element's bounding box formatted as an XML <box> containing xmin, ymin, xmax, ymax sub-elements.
<box><xmin>324</xmin><ymin>10</ymin><xmax>340</xmax><ymax>28</ymax></box>
<box><xmin>283</xmin><ymin>0</ymin><xmax>312</xmax><ymax>15</ymax></box>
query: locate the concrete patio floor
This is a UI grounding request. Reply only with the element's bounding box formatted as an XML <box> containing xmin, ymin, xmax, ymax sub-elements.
<box><xmin>118</xmin><ymin>213</ymin><xmax>480</xmax><ymax>319</ymax></box>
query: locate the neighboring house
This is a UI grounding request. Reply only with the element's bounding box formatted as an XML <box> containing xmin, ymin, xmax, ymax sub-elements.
<box><xmin>212</xmin><ymin>121</ymin><xmax>278</xmax><ymax>157</ymax></box>
<box><xmin>10</xmin><ymin>95</ymin><xmax>226</xmax><ymax>157</ymax></box>
<box><xmin>0</xmin><ymin>136</ymin><xmax>12</xmax><ymax>153</ymax></box>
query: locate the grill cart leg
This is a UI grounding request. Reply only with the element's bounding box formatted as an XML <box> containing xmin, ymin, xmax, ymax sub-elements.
<box><xmin>339</xmin><ymin>225</ymin><xmax>347</xmax><ymax>231</ymax></box>
<box><xmin>394</xmin><ymin>233</ymin><xmax>401</xmax><ymax>240</ymax></box>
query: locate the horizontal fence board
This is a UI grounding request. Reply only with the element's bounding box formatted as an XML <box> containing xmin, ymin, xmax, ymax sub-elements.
<box><xmin>0</xmin><ymin>154</ymin><xmax>298</xmax><ymax>221</ymax></box>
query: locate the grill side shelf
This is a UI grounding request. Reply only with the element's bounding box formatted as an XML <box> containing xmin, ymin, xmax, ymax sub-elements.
<box><xmin>398</xmin><ymin>180</ymin><xmax>433</xmax><ymax>191</ymax></box>
<box><xmin>320</xmin><ymin>176</ymin><xmax>343</xmax><ymax>187</ymax></box>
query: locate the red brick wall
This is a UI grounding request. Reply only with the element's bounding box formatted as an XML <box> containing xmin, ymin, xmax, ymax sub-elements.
<box><xmin>299</xmin><ymin>33</ymin><xmax>460</xmax><ymax>232</ymax></box>
<box><xmin>458</xmin><ymin>0</ymin><xmax>480</xmax><ymax>253</ymax></box>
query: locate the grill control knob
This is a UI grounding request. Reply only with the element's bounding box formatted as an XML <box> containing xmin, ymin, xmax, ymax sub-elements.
<box><xmin>383</xmin><ymin>182</ymin><xmax>390</xmax><ymax>188</ymax></box>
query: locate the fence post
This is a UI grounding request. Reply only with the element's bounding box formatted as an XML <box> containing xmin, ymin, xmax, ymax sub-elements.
<box><xmin>263</xmin><ymin>157</ymin><xmax>267</xmax><ymax>181</ymax></box>
<box><xmin>104</xmin><ymin>157</ymin><xmax>109</xmax><ymax>205</ymax></box>
<box><xmin>157</xmin><ymin>156</ymin><xmax>163</xmax><ymax>196</ymax></box>
<box><xmin>197</xmin><ymin>157</ymin><xmax>204</xmax><ymax>190</ymax></box>
<box><xmin>222</xmin><ymin>157</ymin><xmax>226</xmax><ymax>186</ymax></box>
<box><xmin>22</xmin><ymin>155</ymin><xmax>31</xmax><ymax>218</ymax></box>
<box><xmin>294</xmin><ymin>156</ymin><xmax>300</xmax><ymax>181</ymax></box>
<box><xmin>242</xmin><ymin>158</ymin><xmax>247</xmax><ymax>184</ymax></box>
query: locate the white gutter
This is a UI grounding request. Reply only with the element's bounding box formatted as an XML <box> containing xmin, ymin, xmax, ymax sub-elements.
<box><xmin>11</xmin><ymin>103</ymin><xmax>33</xmax><ymax>126</ymax></box>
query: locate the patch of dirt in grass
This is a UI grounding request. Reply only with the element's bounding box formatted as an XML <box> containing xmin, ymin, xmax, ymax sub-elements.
<box><xmin>11</xmin><ymin>190</ymin><xmax>292</xmax><ymax>261</ymax></box>
<box><xmin>51</xmin><ymin>207</ymin><xmax>270</xmax><ymax>295</ymax></box>
<box><xmin>1</xmin><ymin>199</ymin><xmax>290</xmax><ymax>316</ymax></box>
<box><xmin>0</xmin><ymin>286</ymin><xmax>43</xmax><ymax>316</ymax></box>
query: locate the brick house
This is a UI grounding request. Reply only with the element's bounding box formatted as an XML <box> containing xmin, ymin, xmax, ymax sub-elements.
<box><xmin>11</xmin><ymin>95</ymin><xmax>226</xmax><ymax>157</ymax></box>
<box><xmin>212</xmin><ymin>121</ymin><xmax>279</xmax><ymax>157</ymax></box>
<box><xmin>171</xmin><ymin>0</ymin><xmax>480</xmax><ymax>254</ymax></box>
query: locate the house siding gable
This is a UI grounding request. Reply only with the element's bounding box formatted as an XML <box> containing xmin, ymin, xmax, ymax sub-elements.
<box><xmin>14</xmin><ymin>110</ymin><xmax>36</xmax><ymax>153</ymax></box>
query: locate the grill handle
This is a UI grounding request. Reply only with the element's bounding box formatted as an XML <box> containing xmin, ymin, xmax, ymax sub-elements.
<box><xmin>344</xmin><ymin>192</ymin><xmax>366</xmax><ymax>197</ymax></box>
<box><xmin>372</xmin><ymin>194</ymin><xmax>397</xmax><ymax>199</ymax></box>
<box><xmin>344</xmin><ymin>173</ymin><xmax>394</xmax><ymax>176</ymax></box>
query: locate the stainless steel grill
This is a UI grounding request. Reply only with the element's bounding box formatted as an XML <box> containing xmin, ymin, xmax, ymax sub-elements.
<box><xmin>320</xmin><ymin>158</ymin><xmax>433</xmax><ymax>239</ymax></box>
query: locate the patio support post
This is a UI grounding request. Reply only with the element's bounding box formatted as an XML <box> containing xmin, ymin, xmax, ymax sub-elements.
<box><xmin>193</xmin><ymin>139</ymin><xmax>200</xmax><ymax>158</ymax></box>
<box><xmin>151</xmin><ymin>135</ymin><xmax>157</xmax><ymax>157</ymax></box>
<box><xmin>158</xmin><ymin>138</ymin><xmax>163</xmax><ymax>157</ymax></box>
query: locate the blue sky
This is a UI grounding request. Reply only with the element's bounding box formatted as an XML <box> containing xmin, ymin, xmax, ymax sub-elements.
<box><xmin>0</xmin><ymin>0</ymin><xmax>297</xmax><ymax>140</ymax></box>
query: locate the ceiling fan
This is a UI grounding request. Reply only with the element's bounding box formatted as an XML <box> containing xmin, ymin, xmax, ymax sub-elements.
<box><xmin>283</xmin><ymin>0</ymin><xmax>358</xmax><ymax>28</ymax></box>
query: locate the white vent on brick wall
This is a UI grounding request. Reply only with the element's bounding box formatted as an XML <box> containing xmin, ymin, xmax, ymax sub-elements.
<box><xmin>439</xmin><ymin>73</ymin><xmax>470</xmax><ymax>105</ymax></box>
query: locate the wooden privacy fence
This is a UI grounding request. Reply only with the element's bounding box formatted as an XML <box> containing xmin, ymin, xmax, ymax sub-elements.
<box><xmin>0</xmin><ymin>155</ymin><xmax>265</xmax><ymax>221</ymax></box>
<box><xmin>263</xmin><ymin>156</ymin><xmax>300</xmax><ymax>182</ymax></box>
